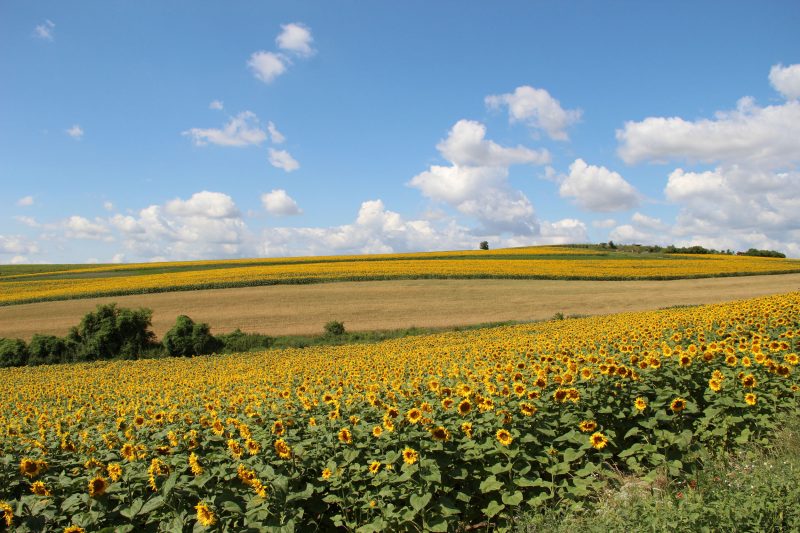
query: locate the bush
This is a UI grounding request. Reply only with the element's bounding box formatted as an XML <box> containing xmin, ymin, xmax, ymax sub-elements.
<box><xmin>163</xmin><ymin>315</ymin><xmax>222</xmax><ymax>356</ymax></box>
<box><xmin>70</xmin><ymin>304</ymin><xmax>157</xmax><ymax>360</ymax></box>
<box><xmin>324</xmin><ymin>320</ymin><xmax>346</xmax><ymax>336</ymax></box>
<box><xmin>28</xmin><ymin>334</ymin><xmax>71</xmax><ymax>365</ymax></box>
<box><xmin>216</xmin><ymin>329</ymin><xmax>274</xmax><ymax>353</ymax></box>
<box><xmin>479</xmin><ymin>241</ymin><xmax>489</xmax><ymax>250</ymax></box>
<box><xmin>0</xmin><ymin>338</ymin><xmax>29</xmax><ymax>367</ymax></box>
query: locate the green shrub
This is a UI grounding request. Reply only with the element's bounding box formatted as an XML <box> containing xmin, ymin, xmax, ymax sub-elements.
<box><xmin>0</xmin><ymin>338</ymin><xmax>29</xmax><ymax>367</ymax></box>
<box><xmin>163</xmin><ymin>315</ymin><xmax>221</xmax><ymax>356</ymax></box>
<box><xmin>216</xmin><ymin>329</ymin><xmax>274</xmax><ymax>353</ymax></box>
<box><xmin>70</xmin><ymin>303</ymin><xmax>157</xmax><ymax>360</ymax></box>
<box><xmin>28</xmin><ymin>334</ymin><xmax>72</xmax><ymax>365</ymax></box>
<box><xmin>324</xmin><ymin>320</ymin><xmax>346</xmax><ymax>336</ymax></box>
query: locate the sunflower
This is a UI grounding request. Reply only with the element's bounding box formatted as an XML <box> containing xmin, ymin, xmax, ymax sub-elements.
<box><xmin>274</xmin><ymin>438</ymin><xmax>292</xmax><ymax>459</ymax></box>
<box><xmin>19</xmin><ymin>457</ymin><xmax>46</xmax><ymax>478</ymax></box>
<box><xmin>402</xmin><ymin>447</ymin><xmax>419</xmax><ymax>465</ymax></box>
<box><xmin>741</xmin><ymin>374</ymin><xmax>757</xmax><ymax>388</ymax></box>
<box><xmin>634</xmin><ymin>397</ymin><xmax>647</xmax><ymax>411</ymax></box>
<box><xmin>406</xmin><ymin>408</ymin><xmax>423</xmax><ymax>424</ymax></box>
<box><xmin>461</xmin><ymin>422</ymin><xmax>473</xmax><ymax>439</ymax></box>
<box><xmin>195</xmin><ymin>501</ymin><xmax>217</xmax><ymax>527</ymax></box>
<box><xmin>745</xmin><ymin>393</ymin><xmax>757</xmax><ymax>406</ymax></box>
<box><xmin>227</xmin><ymin>439</ymin><xmax>243</xmax><ymax>459</ymax></box>
<box><xmin>246</xmin><ymin>439</ymin><xmax>261</xmax><ymax>455</ymax></box>
<box><xmin>321</xmin><ymin>467</ymin><xmax>333</xmax><ymax>480</ymax></box>
<box><xmin>30</xmin><ymin>481</ymin><xmax>51</xmax><ymax>496</ymax></box>
<box><xmin>272</xmin><ymin>420</ymin><xmax>285</xmax><ymax>436</ymax></box>
<box><xmin>553</xmin><ymin>389</ymin><xmax>568</xmax><ymax>402</ymax></box>
<box><xmin>372</xmin><ymin>425</ymin><xmax>383</xmax><ymax>438</ymax></box>
<box><xmin>578</xmin><ymin>420</ymin><xmax>598</xmax><ymax>433</ymax></box>
<box><xmin>88</xmin><ymin>476</ymin><xmax>108</xmax><ymax>498</ymax></box>
<box><xmin>369</xmin><ymin>461</ymin><xmax>381</xmax><ymax>475</ymax></box>
<box><xmin>678</xmin><ymin>355</ymin><xmax>691</xmax><ymax>367</ymax></box>
<box><xmin>338</xmin><ymin>427</ymin><xmax>353</xmax><ymax>445</ymax></box>
<box><xmin>188</xmin><ymin>453</ymin><xmax>203</xmax><ymax>476</ymax></box>
<box><xmin>708</xmin><ymin>378</ymin><xmax>722</xmax><ymax>392</ymax></box>
<box><xmin>441</xmin><ymin>397</ymin><xmax>455</xmax><ymax>410</ymax></box>
<box><xmin>496</xmin><ymin>429</ymin><xmax>513</xmax><ymax>446</ymax></box>
<box><xmin>519</xmin><ymin>402</ymin><xmax>537</xmax><ymax>417</ymax></box>
<box><xmin>670</xmin><ymin>397</ymin><xmax>687</xmax><ymax>413</ymax></box>
<box><xmin>63</xmin><ymin>527</ymin><xmax>85</xmax><ymax>533</ymax></box>
<box><xmin>430</xmin><ymin>426</ymin><xmax>450</xmax><ymax>442</ymax></box>
<box><xmin>107</xmin><ymin>462</ymin><xmax>123</xmax><ymax>482</ymax></box>
<box><xmin>590</xmin><ymin>432</ymin><xmax>609</xmax><ymax>450</ymax></box>
<box><xmin>0</xmin><ymin>501</ymin><xmax>12</xmax><ymax>528</ymax></box>
<box><xmin>457</xmin><ymin>399</ymin><xmax>472</xmax><ymax>416</ymax></box>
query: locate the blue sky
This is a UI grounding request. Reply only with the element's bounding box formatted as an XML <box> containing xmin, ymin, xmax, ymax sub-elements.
<box><xmin>2</xmin><ymin>1</ymin><xmax>799</xmax><ymax>263</ymax></box>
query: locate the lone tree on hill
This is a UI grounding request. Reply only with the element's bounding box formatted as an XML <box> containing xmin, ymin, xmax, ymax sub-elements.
<box><xmin>479</xmin><ymin>241</ymin><xmax>489</xmax><ymax>250</ymax></box>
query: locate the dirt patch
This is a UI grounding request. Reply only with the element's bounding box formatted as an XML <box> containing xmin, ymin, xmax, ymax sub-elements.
<box><xmin>1</xmin><ymin>274</ymin><xmax>799</xmax><ymax>341</ymax></box>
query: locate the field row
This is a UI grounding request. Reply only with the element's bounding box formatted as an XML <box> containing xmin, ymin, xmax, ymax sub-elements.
<box><xmin>2</xmin><ymin>249</ymin><xmax>799</xmax><ymax>306</ymax></box>
<box><xmin>1</xmin><ymin>292</ymin><xmax>798</xmax><ymax>531</ymax></box>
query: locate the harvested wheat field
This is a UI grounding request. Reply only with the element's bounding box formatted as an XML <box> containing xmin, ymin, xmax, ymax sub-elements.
<box><xmin>1</xmin><ymin>273</ymin><xmax>799</xmax><ymax>340</ymax></box>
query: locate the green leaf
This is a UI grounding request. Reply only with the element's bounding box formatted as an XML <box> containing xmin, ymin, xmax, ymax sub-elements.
<box><xmin>479</xmin><ymin>475</ymin><xmax>503</xmax><ymax>492</ymax></box>
<box><xmin>119</xmin><ymin>498</ymin><xmax>144</xmax><ymax>519</ymax></box>
<box><xmin>426</xmin><ymin>515</ymin><xmax>449</xmax><ymax>532</ymax></box>
<box><xmin>139</xmin><ymin>495</ymin><xmax>165</xmax><ymax>515</ymax></box>
<box><xmin>482</xmin><ymin>500</ymin><xmax>505</xmax><ymax>518</ymax></box>
<box><xmin>222</xmin><ymin>500</ymin><xmax>244</xmax><ymax>514</ymax></box>
<box><xmin>410</xmin><ymin>492</ymin><xmax>432</xmax><ymax>511</ymax></box>
<box><xmin>501</xmin><ymin>491</ymin><xmax>523</xmax><ymax>506</ymax></box>
<box><xmin>162</xmin><ymin>472</ymin><xmax>179</xmax><ymax>498</ymax></box>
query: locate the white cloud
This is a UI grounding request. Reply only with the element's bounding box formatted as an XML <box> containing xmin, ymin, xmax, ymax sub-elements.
<box><xmin>209</xmin><ymin>100</ymin><xmax>224</xmax><ymax>110</ymax></box>
<box><xmin>14</xmin><ymin>216</ymin><xmax>39</xmax><ymax>228</ymax></box>
<box><xmin>609</xmin><ymin>224</ymin><xmax>658</xmax><ymax>244</ymax></box>
<box><xmin>66</xmin><ymin>125</ymin><xmax>84</xmax><ymax>140</ymax></box>
<box><xmin>183</xmin><ymin>111</ymin><xmax>267</xmax><ymax>147</ymax></box>
<box><xmin>247</xmin><ymin>51</ymin><xmax>288</xmax><ymax>84</ymax></box>
<box><xmin>769</xmin><ymin>63</ymin><xmax>800</xmax><ymax>100</ymax></box>
<box><xmin>617</xmin><ymin>95</ymin><xmax>800</xmax><ymax>168</ymax></box>
<box><xmin>486</xmin><ymin>86</ymin><xmax>582</xmax><ymax>141</ymax></box>
<box><xmin>33</xmin><ymin>20</ymin><xmax>55</xmax><ymax>41</ymax></box>
<box><xmin>103</xmin><ymin>201</ymin><xmax>114</xmax><ymax>211</ymax></box>
<box><xmin>631</xmin><ymin>212</ymin><xmax>666</xmax><ymax>231</ymax></box>
<box><xmin>0</xmin><ymin>235</ymin><xmax>39</xmax><ymax>256</ymax></box>
<box><xmin>276</xmin><ymin>23</ymin><xmax>315</xmax><ymax>57</ymax></box>
<box><xmin>267</xmin><ymin>121</ymin><xmax>285</xmax><ymax>144</ymax></box>
<box><xmin>558</xmin><ymin>159</ymin><xmax>640</xmax><ymax>212</ymax></box>
<box><xmin>592</xmin><ymin>218</ymin><xmax>616</xmax><ymax>229</ymax></box>
<box><xmin>111</xmin><ymin>253</ymin><xmax>125</xmax><ymax>264</ymax></box>
<box><xmin>111</xmin><ymin>191</ymin><xmax>249</xmax><ymax>260</ymax></box>
<box><xmin>64</xmin><ymin>216</ymin><xmax>111</xmax><ymax>240</ymax></box>
<box><xmin>262</xmin><ymin>189</ymin><xmax>302</xmax><ymax>216</ymax></box>
<box><xmin>17</xmin><ymin>196</ymin><xmax>34</xmax><ymax>207</ymax></box>
<box><xmin>409</xmin><ymin>119</ymin><xmax>549</xmax><ymax>235</ymax></box>
<box><xmin>268</xmin><ymin>148</ymin><xmax>300</xmax><ymax>172</ymax></box>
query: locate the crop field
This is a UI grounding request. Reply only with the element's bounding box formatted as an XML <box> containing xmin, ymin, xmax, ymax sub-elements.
<box><xmin>2</xmin><ymin>246</ymin><xmax>799</xmax><ymax>306</ymax></box>
<box><xmin>1</xmin><ymin>291</ymin><xmax>798</xmax><ymax>531</ymax></box>
<box><xmin>2</xmin><ymin>274</ymin><xmax>800</xmax><ymax>341</ymax></box>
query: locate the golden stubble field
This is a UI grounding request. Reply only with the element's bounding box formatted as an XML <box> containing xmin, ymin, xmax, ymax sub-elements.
<box><xmin>1</xmin><ymin>273</ymin><xmax>799</xmax><ymax>340</ymax></box>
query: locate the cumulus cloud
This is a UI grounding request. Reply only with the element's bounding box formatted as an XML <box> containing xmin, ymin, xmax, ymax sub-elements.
<box><xmin>33</xmin><ymin>20</ymin><xmax>55</xmax><ymax>41</ymax></box>
<box><xmin>183</xmin><ymin>111</ymin><xmax>267</xmax><ymax>147</ymax></box>
<box><xmin>409</xmin><ymin>120</ymin><xmax>550</xmax><ymax>235</ymax></box>
<box><xmin>267</xmin><ymin>121</ymin><xmax>285</xmax><ymax>144</ymax></box>
<box><xmin>111</xmin><ymin>191</ymin><xmax>249</xmax><ymax>260</ymax></box>
<box><xmin>268</xmin><ymin>148</ymin><xmax>300</xmax><ymax>172</ymax></box>
<box><xmin>64</xmin><ymin>216</ymin><xmax>111</xmax><ymax>240</ymax></box>
<box><xmin>617</xmin><ymin>65</ymin><xmax>800</xmax><ymax>256</ymax></box>
<box><xmin>247</xmin><ymin>51</ymin><xmax>288</xmax><ymax>84</ymax></box>
<box><xmin>103</xmin><ymin>201</ymin><xmax>114</xmax><ymax>211</ymax></box>
<box><xmin>276</xmin><ymin>23</ymin><xmax>315</xmax><ymax>57</ymax></box>
<box><xmin>262</xmin><ymin>189</ymin><xmax>302</xmax><ymax>216</ymax></box>
<box><xmin>769</xmin><ymin>63</ymin><xmax>800</xmax><ymax>100</ymax></box>
<box><xmin>17</xmin><ymin>196</ymin><xmax>34</xmax><ymax>207</ymax></box>
<box><xmin>486</xmin><ymin>86</ymin><xmax>582</xmax><ymax>141</ymax></box>
<box><xmin>558</xmin><ymin>159</ymin><xmax>640</xmax><ymax>212</ymax></box>
<box><xmin>592</xmin><ymin>218</ymin><xmax>616</xmax><ymax>229</ymax></box>
<box><xmin>15</xmin><ymin>216</ymin><xmax>39</xmax><ymax>228</ymax></box>
<box><xmin>0</xmin><ymin>235</ymin><xmax>39</xmax><ymax>256</ymax></box>
<box><xmin>209</xmin><ymin>100</ymin><xmax>224</xmax><ymax>110</ymax></box>
<box><xmin>66</xmin><ymin>125</ymin><xmax>84</xmax><ymax>140</ymax></box>
<box><xmin>617</xmin><ymin>95</ymin><xmax>800</xmax><ymax>168</ymax></box>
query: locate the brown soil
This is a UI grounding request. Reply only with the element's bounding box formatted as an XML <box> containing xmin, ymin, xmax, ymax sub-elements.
<box><xmin>1</xmin><ymin>275</ymin><xmax>798</xmax><ymax>340</ymax></box>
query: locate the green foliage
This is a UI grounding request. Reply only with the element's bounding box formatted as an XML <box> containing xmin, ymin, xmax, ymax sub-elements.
<box><xmin>70</xmin><ymin>303</ymin><xmax>157</xmax><ymax>360</ymax></box>
<box><xmin>324</xmin><ymin>320</ymin><xmax>346</xmax><ymax>336</ymax></box>
<box><xmin>0</xmin><ymin>337</ymin><xmax>28</xmax><ymax>367</ymax></box>
<box><xmin>162</xmin><ymin>315</ymin><xmax>222</xmax><ymax>356</ymax></box>
<box><xmin>215</xmin><ymin>328</ymin><xmax>274</xmax><ymax>352</ymax></box>
<box><xmin>27</xmin><ymin>334</ymin><xmax>72</xmax><ymax>365</ymax></box>
<box><xmin>480</xmin><ymin>241</ymin><xmax>490</xmax><ymax>250</ymax></box>
<box><xmin>743</xmin><ymin>248</ymin><xmax>786</xmax><ymax>258</ymax></box>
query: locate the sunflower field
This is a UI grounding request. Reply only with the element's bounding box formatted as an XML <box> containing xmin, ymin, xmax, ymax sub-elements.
<box><xmin>1</xmin><ymin>292</ymin><xmax>798</xmax><ymax>532</ymax></box>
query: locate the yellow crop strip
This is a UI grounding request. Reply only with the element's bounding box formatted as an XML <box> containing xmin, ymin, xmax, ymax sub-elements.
<box><xmin>1</xmin><ymin>292</ymin><xmax>799</xmax><ymax>529</ymax></box>
<box><xmin>1</xmin><ymin>248</ymin><xmax>799</xmax><ymax>305</ymax></box>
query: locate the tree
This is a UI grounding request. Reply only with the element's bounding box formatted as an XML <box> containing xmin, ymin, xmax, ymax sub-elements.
<box><xmin>163</xmin><ymin>315</ymin><xmax>221</xmax><ymax>356</ymax></box>
<box><xmin>479</xmin><ymin>241</ymin><xmax>489</xmax><ymax>250</ymax></box>
<box><xmin>0</xmin><ymin>338</ymin><xmax>29</xmax><ymax>367</ymax></box>
<box><xmin>72</xmin><ymin>303</ymin><xmax>157</xmax><ymax>360</ymax></box>
<box><xmin>28</xmin><ymin>334</ymin><xmax>71</xmax><ymax>365</ymax></box>
<box><xmin>324</xmin><ymin>320</ymin><xmax>346</xmax><ymax>336</ymax></box>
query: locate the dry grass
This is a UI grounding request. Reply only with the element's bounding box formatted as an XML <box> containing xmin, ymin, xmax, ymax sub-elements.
<box><xmin>1</xmin><ymin>274</ymin><xmax>799</xmax><ymax>341</ymax></box>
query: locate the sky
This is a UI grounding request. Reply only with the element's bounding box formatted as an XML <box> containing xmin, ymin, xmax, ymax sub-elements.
<box><xmin>1</xmin><ymin>1</ymin><xmax>799</xmax><ymax>264</ymax></box>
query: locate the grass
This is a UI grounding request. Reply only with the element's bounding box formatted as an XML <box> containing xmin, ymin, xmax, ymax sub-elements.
<box><xmin>516</xmin><ymin>413</ymin><xmax>800</xmax><ymax>532</ymax></box>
